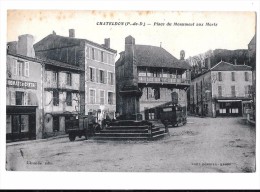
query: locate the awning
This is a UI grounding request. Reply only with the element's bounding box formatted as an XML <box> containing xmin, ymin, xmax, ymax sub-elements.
<box><xmin>217</xmin><ymin>100</ymin><xmax>242</xmax><ymax>102</ymax></box>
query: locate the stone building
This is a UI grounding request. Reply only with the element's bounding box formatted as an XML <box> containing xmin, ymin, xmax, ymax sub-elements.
<box><xmin>34</xmin><ymin>29</ymin><xmax>117</xmax><ymax>124</ymax></box>
<box><xmin>6</xmin><ymin>34</ymin><xmax>86</xmax><ymax>141</ymax></box>
<box><xmin>115</xmin><ymin>36</ymin><xmax>191</xmax><ymax>120</ymax></box>
<box><xmin>6</xmin><ymin>34</ymin><xmax>44</xmax><ymax>142</ymax></box>
<box><xmin>42</xmin><ymin>58</ymin><xmax>83</xmax><ymax>137</ymax></box>
<box><xmin>190</xmin><ymin>61</ymin><xmax>253</xmax><ymax>117</ymax></box>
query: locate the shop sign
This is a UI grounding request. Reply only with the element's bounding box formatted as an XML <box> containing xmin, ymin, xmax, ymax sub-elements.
<box><xmin>7</xmin><ymin>79</ymin><xmax>37</xmax><ymax>89</ymax></box>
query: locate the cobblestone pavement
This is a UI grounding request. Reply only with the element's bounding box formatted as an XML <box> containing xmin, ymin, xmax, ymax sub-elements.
<box><xmin>6</xmin><ymin>117</ymin><xmax>255</xmax><ymax>172</ymax></box>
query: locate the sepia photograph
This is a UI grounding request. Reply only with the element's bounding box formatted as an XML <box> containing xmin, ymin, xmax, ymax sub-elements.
<box><xmin>0</xmin><ymin>0</ymin><xmax>259</xmax><ymax>190</ymax></box>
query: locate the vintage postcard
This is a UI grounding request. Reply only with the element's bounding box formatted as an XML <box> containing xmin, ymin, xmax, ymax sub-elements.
<box><xmin>1</xmin><ymin>0</ymin><xmax>259</xmax><ymax>190</ymax></box>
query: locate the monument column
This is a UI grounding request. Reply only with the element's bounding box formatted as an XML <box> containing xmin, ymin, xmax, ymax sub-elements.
<box><xmin>119</xmin><ymin>36</ymin><xmax>142</xmax><ymax>119</ymax></box>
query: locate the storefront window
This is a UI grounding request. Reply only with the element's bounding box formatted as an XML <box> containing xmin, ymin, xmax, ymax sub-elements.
<box><xmin>20</xmin><ymin>115</ymin><xmax>29</xmax><ymax>132</ymax></box>
<box><xmin>16</xmin><ymin>91</ymin><xmax>24</xmax><ymax>105</ymax></box>
<box><xmin>6</xmin><ymin>115</ymin><xmax>12</xmax><ymax>134</ymax></box>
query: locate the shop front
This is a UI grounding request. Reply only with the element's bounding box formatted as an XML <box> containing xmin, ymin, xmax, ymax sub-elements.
<box><xmin>6</xmin><ymin>106</ymin><xmax>37</xmax><ymax>142</ymax></box>
<box><xmin>216</xmin><ymin>100</ymin><xmax>242</xmax><ymax>117</ymax></box>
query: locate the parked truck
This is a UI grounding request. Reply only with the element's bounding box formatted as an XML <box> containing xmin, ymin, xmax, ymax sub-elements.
<box><xmin>66</xmin><ymin>112</ymin><xmax>101</xmax><ymax>141</ymax></box>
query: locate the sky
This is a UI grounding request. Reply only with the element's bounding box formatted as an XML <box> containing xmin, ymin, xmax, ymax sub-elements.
<box><xmin>7</xmin><ymin>10</ymin><xmax>256</xmax><ymax>59</ymax></box>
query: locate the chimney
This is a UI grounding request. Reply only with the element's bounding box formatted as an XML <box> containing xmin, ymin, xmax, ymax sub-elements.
<box><xmin>180</xmin><ymin>50</ymin><xmax>185</xmax><ymax>60</ymax></box>
<box><xmin>160</xmin><ymin>42</ymin><xmax>162</xmax><ymax>48</ymax></box>
<box><xmin>104</xmin><ymin>38</ymin><xmax>110</xmax><ymax>48</ymax></box>
<box><xmin>69</xmin><ymin>29</ymin><xmax>75</xmax><ymax>38</ymax></box>
<box><xmin>7</xmin><ymin>41</ymin><xmax>18</xmax><ymax>54</ymax></box>
<box><xmin>207</xmin><ymin>57</ymin><xmax>211</xmax><ymax>69</ymax></box>
<box><xmin>234</xmin><ymin>59</ymin><xmax>237</xmax><ymax>65</ymax></box>
<box><xmin>17</xmin><ymin>34</ymin><xmax>35</xmax><ymax>57</ymax></box>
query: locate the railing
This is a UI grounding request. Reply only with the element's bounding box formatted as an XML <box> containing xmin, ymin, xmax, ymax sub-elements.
<box><xmin>138</xmin><ymin>76</ymin><xmax>190</xmax><ymax>85</ymax></box>
<box><xmin>213</xmin><ymin>93</ymin><xmax>252</xmax><ymax>98</ymax></box>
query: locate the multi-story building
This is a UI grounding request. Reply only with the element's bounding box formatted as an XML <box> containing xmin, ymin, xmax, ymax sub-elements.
<box><xmin>116</xmin><ymin>36</ymin><xmax>191</xmax><ymax>120</ymax></box>
<box><xmin>6</xmin><ymin>35</ymin><xmax>44</xmax><ymax>142</ymax></box>
<box><xmin>190</xmin><ymin>60</ymin><xmax>253</xmax><ymax>117</ymax></box>
<box><xmin>43</xmin><ymin>58</ymin><xmax>83</xmax><ymax>137</ymax></box>
<box><xmin>6</xmin><ymin>34</ymin><xmax>85</xmax><ymax>141</ymax></box>
<box><xmin>34</xmin><ymin>29</ymin><xmax>117</xmax><ymax>123</ymax></box>
<box><xmin>248</xmin><ymin>34</ymin><xmax>256</xmax><ymax>121</ymax></box>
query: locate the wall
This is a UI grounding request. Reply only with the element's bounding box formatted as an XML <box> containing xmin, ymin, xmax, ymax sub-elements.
<box><xmin>211</xmin><ymin>71</ymin><xmax>252</xmax><ymax>98</ymax></box>
<box><xmin>85</xmin><ymin>43</ymin><xmax>116</xmax><ymax>114</ymax></box>
<box><xmin>190</xmin><ymin>71</ymin><xmax>213</xmax><ymax>116</ymax></box>
<box><xmin>6</xmin><ymin>55</ymin><xmax>43</xmax><ymax>139</ymax></box>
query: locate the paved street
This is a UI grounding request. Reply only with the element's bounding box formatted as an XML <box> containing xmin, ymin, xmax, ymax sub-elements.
<box><xmin>6</xmin><ymin>117</ymin><xmax>255</xmax><ymax>172</ymax></box>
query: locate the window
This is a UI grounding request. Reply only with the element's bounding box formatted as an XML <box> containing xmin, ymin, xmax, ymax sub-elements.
<box><xmin>92</xmin><ymin>48</ymin><xmax>95</xmax><ymax>60</ymax></box>
<box><xmin>13</xmin><ymin>61</ymin><xmax>30</xmax><ymax>77</ymax></box>
<box><xmin>218</xmin><ymin>72</ymin><xmax>222</xmax><ymax>81</ymax></box>
<box><xmin>231</xmin><ymin>86</ymin><xmax>236</xmax><ymax>97</ymax></box>
<box><xmin>66</xmin><ymin>72</ymin><xmax>72</xmax><ymax>86</ymax></box>
<box><xmin>90</xmin><ymin>89</ymin><xmax>95</xmax><ymax>104</ymax></box>
<box><xmin>245</xmin><ymin>72</ymin><xmax>249</xmax><ymax>81</ymax></box>
<box><xmin>245</xmin><ymin>85</ymin><xmax>252</xmax><ymax>96</ymax></box>
<box><xmin>53</xmin><ymin>71</ymin><xmax>58</xmax><ymax>85</ymax></box>
<box><xmin>16</xmin><ymin>91</ymin><xmax>24</xmax><ymax>105</ymax></box>
<box><xmin>20</xmin><ymin>115</ymin><xmax>29</xmax><ymax>132</ymax></box>
<box><xmin>53</xmin><ymin>90</ymin><xmax>59</xmax><ymax>106</ymax></box>
<box><xmin>154</xmin><ymin>88</ymin><xmax>160</xmax><ymax>100</ymax></box>
<box><xmin>218</xmin><ymin>86</ymin><xmax>222</xmax><ymax>97</ymax></box>
<box><xmin>66</xmin><ymin>92</ymin><xmax>72</xmax><ymax>106</ymax></box>
<box><xmin>89</xmin><ymin>67</ymin><xmax>95</xmax><ymax>82</ymax></box>
<box><xmin>101</xmin><ymin>51</ymin><xmax>104</xmax><ymax>62</ymax></box>
<box><xmin>108</xmin><ymin>92</ymin><xmax>114</xmax><ymax>105</ymax></box>
<box><xmin>100</xmin><ymin>90</ymin><xmax>105</xmax><ymax>104</ymax></box>
<box><xmin>149</xmin><ymin>113</ymin><xmax>155</xmax><ymax>120</ymax></box>
<box><xmin>108</xmin><ymin>72</ymin><xmax>114</xmax><ymax>85</ymax></box>
<box><xmin>99</xmin><ymin>70</ymin><xmax>105</xmax><ymax>83</ymax></box>
<box><xmin>231</xmin><ymin>72</ymin><xmax>235</xmax><ymax>81</ymax></box>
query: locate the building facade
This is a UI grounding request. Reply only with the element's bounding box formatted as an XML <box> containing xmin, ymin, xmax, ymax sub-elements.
<box><xmin>6</xmin><ymin>35</ymin><xmax>44</xmax><ymax>142</ymax></box>
<box><xmin>190</xmin><ymin>61</ymin><xmax>253</xmax><ymax>117</ymax></box>
<box><xmin>116</xmin><ymin>36</ymin><xmax>191</xmax><ymax>120</ymax></box>
<box><xmin>248</xmin><ymin>34</ymin><xmax>256</xmax><ymax>121</ymax></box>
<box><xmin>34</xmin><ymin>29</ymin><xmax>117</xmax><ymax>124</ymax></box>
<box><xmin>43</xmin><ymin>59</ymin><xmax>83</xmax><ymax>137</ymax></box>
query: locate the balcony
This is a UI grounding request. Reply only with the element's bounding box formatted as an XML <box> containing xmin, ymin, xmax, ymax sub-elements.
<box><xmin>138</xmin><ymin>76</ymin><xmax>190</xmax><ymax>86</ymax></box>
<box><xmin>213</xmin><ymin>93</ymin><xmax>252</xmax><ymax>100</ymax></box>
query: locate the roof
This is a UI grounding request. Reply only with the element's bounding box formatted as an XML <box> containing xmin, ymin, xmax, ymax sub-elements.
<box><xmin>34</xmin><ymin>34</ymin><xmax>117</xmax><ymax>53</ymax></box>
<box><xmin>210</xmin><ymin>61</ymin><xmax>252</xmax><ymax>71</ymax></box>
<box><xmin>7</xmin><ymin>52</ymin><xmax>84</xmax><ymax>72</ymax></box>
<box><xmin>119</xmin><ymin>44</ymin><xmax>190</xmax><ymax>69</ymax></box>
<box><xmin>249</xmin><ymin>34</ymin><xmax>256</xmax><ymax>45</ymax></box>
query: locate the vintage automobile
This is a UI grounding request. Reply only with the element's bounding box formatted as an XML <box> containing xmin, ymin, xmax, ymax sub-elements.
<box><xmin>144</xmin><ymin>101</ymin><xmax>187</xmax><ymax>128</ymax></box>
<box><xmin>66</xmin><ymin>113</ymin><xmax>101</xmax><ymax>141</ymax></box>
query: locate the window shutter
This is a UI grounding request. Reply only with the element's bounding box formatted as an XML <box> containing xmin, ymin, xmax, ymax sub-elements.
<box><xmin>244</xmin><ymin>85</ymin><xmax>248</xmax><ymax>96</ymax></box>
<box><xmin>95</xmin><ymin>49</ymin><xmax>98</xmax><ymax>60</ymax></box>
<box><xmin>87</xmin><ymin>67</ymin><xmax>90</xmax><ymax>81</ymax></box>
<box><xmin>235</xmin><ymin>86</ymin><xmax>238</xmax><ymax>97</ymax></box>
<box><xmin>96</xmin><ymin>69</ymin><xmax>99</xmax><ymax>83</ymax></box>
<box><xmin>28</xmin><ymin>92</ymin><xmax>31</xmax><ymax>105</ymax></box>
<box><xmin>24</xmin><ymin>92</ymin><xmax>28</xmax><ymax>105</ymax></box>
<box><xmin>222</xmin><ymin>87</ymin><xmax>225</xmax><ymax>97</ymax></box>
<box><xmin>24</xmin><ymin>62</ymin><xmax>29</xmax><ymax>77</ymax></box>
<box><xmin>86</xmin><ymin>47</ymin><xmax>89</xmax><ymax>58</ymax></box>
<box><xmin>104</xmin><ymin>70</ymin><xmax>107</xmax><ymax>84</ymax></box>
<box><xmin>10</xmin><ymin>91</ymin><xmax>15</xmax><ymax>105</ymax></box>
<box><xmin>113</xmin><ymin>92</ymin><xmax>115</xmax><ymax>105</ymax></box>
<box><xmin>13</xmin><ymin>60</ymin><xmax>18</xmax><ymax>75</ymax></box>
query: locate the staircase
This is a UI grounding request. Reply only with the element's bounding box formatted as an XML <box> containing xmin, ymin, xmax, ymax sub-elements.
<box><xmin>93</xmin><ymin>121</ymin><xmax>167</xmax><ymax>140</ymax></box>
